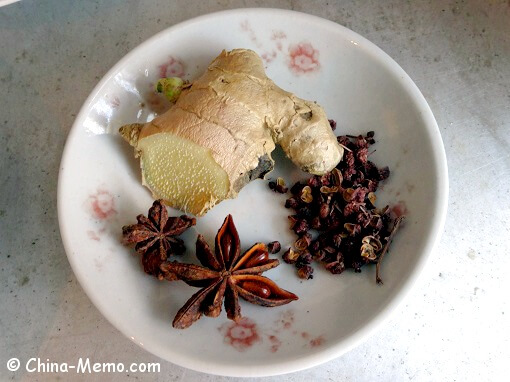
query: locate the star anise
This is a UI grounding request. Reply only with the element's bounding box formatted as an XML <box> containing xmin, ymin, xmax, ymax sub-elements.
<box><xmin>160</xmin><ymin>215</ymin><xmax>298</xmax><ymax>329</ymax></box>
<box><xmin>122</xmin><ymin>200</ymin><xmax>196</xmax><ymax>279</ymax></box>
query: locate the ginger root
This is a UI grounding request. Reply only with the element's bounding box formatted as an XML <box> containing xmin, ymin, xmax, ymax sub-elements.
<box><xmin>120</xmin><ymin>49</ymin><xmax>343</xmax><ymax>216</ymax></box>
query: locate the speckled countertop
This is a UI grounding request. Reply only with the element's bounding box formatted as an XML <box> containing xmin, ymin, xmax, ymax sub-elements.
<box><xmin>1</xmin><ymin>1</ymin><xmax>509</xmax><ymax>381</ymax></box>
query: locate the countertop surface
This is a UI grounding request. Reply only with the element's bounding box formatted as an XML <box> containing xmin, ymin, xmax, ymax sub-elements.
<box><xmin>1</xmin><ymin>1</ymin><xmax>509</xmax><ymax>381</ymax></box>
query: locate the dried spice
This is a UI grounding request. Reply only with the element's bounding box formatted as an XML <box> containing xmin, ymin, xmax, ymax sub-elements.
<box><xmin>280</xmin><ymin>130</ymin><xmax>405</xmax><ymax>283</ymax></box>
<box><xmin>300</xmin><ymin>186</ymin><xmax>313</xmax><ymax>203</ymax></box>
<box><xmin>376</xmin><ymin>216</ymin><xmax>405</xmax><ymax>284</ymax></box>
<box><xmin>160</xmin><ymin>215</ymin><xmax>298</xmax><ymax>329</ymax></box>
<box><xmin>282</xmin><ymin>248</ymin><xmax>299</xmax><ymax>264</ymax></box>
<box><xmin>268</xmin><ymin>177</ymin><xmax>288</xmax><ymax>194</ymax></box>
<box><xmin>294</xmin><ymin>233</ymin><xmax>312</xmax><ymax>251</ymax></box>
<box><xmin>297</xmin><ymin>265</ymin><xmax>314</xmax><ymax>279</ymax></box>
<box><xmin>267</xmin><ymin>241</ymin><xmax>281</xmax><ymax>254</ymax></box>
<box><xmin>328</xmin><ymin>119</ymin><xmax>337</xmax><ymax>131</ymax></box>
<box><xmin>122</xmin><ymin>200</ymin><xmax>196</xmax><ymax>279</ymax></box>
<box><xmin>296</xmin><ymin>251</ymin><xmax>313</xmax><ymax>268</ymax></box>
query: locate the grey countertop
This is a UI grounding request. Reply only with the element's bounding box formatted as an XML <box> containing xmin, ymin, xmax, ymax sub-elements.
<box><xmin>1</xmin><ymin>0</ymin><xmax>509</xmax><ymax>381</ymax></box>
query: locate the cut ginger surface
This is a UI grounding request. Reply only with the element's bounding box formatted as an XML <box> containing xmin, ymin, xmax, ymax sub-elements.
<box><xmin>138</xmin><ymin>133</ymin><xmax>229</xmax><ymax>216</ymax></box>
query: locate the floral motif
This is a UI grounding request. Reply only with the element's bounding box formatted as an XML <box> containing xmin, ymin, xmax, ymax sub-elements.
<box><xmin>87</xmin><ymin>230</ymin><xmax>100</xmax><ymax>241</ymax></box>
<box><xmin>240</xmin><ymin>20</ymin><xmax>263</xmax><ymax>48</ymax></box>
<box><xmin>268</xmin><ymin>334</ymin><xmax>281</xmax><ymax>353</ymax></box>
<box><xmin>288</xmin><ymin>43</ymin><xmax>320</xmax><ymax>74</ymax></box>
<box><xmin>144</xmin><ymin>89</ymin><xmax>171</xmax><ymax>115</ymax></box>
<box><xmin>261</xmin><ymin>50</ymin><xmax>277</xmax><ymax>64</ymax></box>
<box><xmin>271</xmin><ymin>30</ymin><xmax>287</xmax><ymax>51</ymax></box>
<box><xmin>158</xmin><ymin>57</ymin><xmax>185</xmax><ymax>78</ymax></box>
<box><xmin>391</xmin><ymin>201</ymin><xmax>408</xmax><ymax>218</ymax></box>
<box><xmin>276</xmin><ymin>310</ymin><xmax>295</xmax><ymax>330</ymax></box>
<box><xmin>106</xmin><ymin>95</ymin><xmax>120</xmax><ymax>108</ymax></box>
<box><xmin>309</xmin><ymin>335</ymin><xmax>325</xmax><ymax>347</ymax></box>
<box><xmin>219</xmin><ymin>317</ymin><xmax>261</xmax><ymax>352</ymax></box>
<box><xmin>88</xmin><ymin>189</ymin><xmax>116</xmax><ymax>220</ymax></box>
<box><xmin>217</xmin><ymin>310</ymin><xmax>325</xmax><ymax>353</ymax></box>
<box><xmin>238</xmin><ymin>21</ymin><xmax>321</xmax><ymax>75</ymax></box>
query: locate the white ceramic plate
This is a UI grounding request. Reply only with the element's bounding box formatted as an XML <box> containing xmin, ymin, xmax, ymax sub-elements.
<box><xmin>58</xmin><ymin>9</ymin><xmax>448</xmax><ymax>377</ymax></box>
<box><xmin>0</xmin><ymin>0</ymin><xmax>21</xmax><ymax>8</ymax></box>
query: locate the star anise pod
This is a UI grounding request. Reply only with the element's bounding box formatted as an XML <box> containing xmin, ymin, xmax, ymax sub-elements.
<box><xmin>160</xmin><ymin>215</ymin><xmax>298</xmax><ymax>329</ymax></box>
<box><xmin>122</xmin><ymin>200</ymin><xmax>196</xmax><ymax>279</ymax></box>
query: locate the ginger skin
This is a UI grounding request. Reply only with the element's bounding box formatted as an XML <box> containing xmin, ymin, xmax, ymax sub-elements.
<box><xmin>120</xmin><ymin>49</ymin><xmax>343</xmax><ymax>216</ymax></box>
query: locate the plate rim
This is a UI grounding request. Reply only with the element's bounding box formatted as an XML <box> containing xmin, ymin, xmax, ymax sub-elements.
<box><xmin>57</xmin><ymin>7</ymin><xmax>449</xmax><ymax>377</ymax></box>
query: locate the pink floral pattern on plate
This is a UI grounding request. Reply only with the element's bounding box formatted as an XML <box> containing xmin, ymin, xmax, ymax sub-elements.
<box><xmin>219</xmin><ymin>317</ymin><xmax>261</xmax><ymax>352</ymax></box>
<box><xmin>288</xmin><ymin>43</ymin><xmax>320</xmax><ymax>74</ymax></box>
<box><xmin>239</xmin><ymin>20</ymin><xmax>321</xmax><ymax>75</ymax></box>
<box><xmin>85</xmin><ymin>188</ymin><xmax>117</xmax><ymax>243</ymax></box>
<box><xmin>158</xmin><ymin>56</ymin><xmax>185</xmax><ymax>78</ymax></box>
<box><xmin>309</xmin><ymin>335</ymin><xmax>325</xmax><ymax>348</ymax></box>
<box><xmin>105</xmin><ymin>94</ymin><xmax>120</xmax><ymax>108</ymax></box>
<box><xmin>143</xmin><ymin>88</ymin><xmax>172</xmax><ymax>115</ymax></box>
<box><xmin>240</xmin><ymin>20</ymin><xmax>264</xmax><ymax>49</ymax></box>
<box><xmin>87</xmin><ymin>189</ymin><xmax>116</xmax><ymax>220</ymax></box>
<box><xmin>261</xmin><ymin>50</ymin><xmax>277</xmax><ymax>63</ymax></box>
<box><xmin>391</xmin><ymin>200</ymin><xmax>409</xmax><ymax>218</ymax></box>
<box><xmin>218</xmin><ymin>310</ymin><xmax>325</xmax><ymax>353</ymax></box>
<box><xmin>271</xmin><ymin>30</ymin><xmax>287</xmax><ymax>51</ymax></box>
<box><xmin>87</xmin><ymin>230</ymin><xmax>101</xmax><ymax>241</ymax></box>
